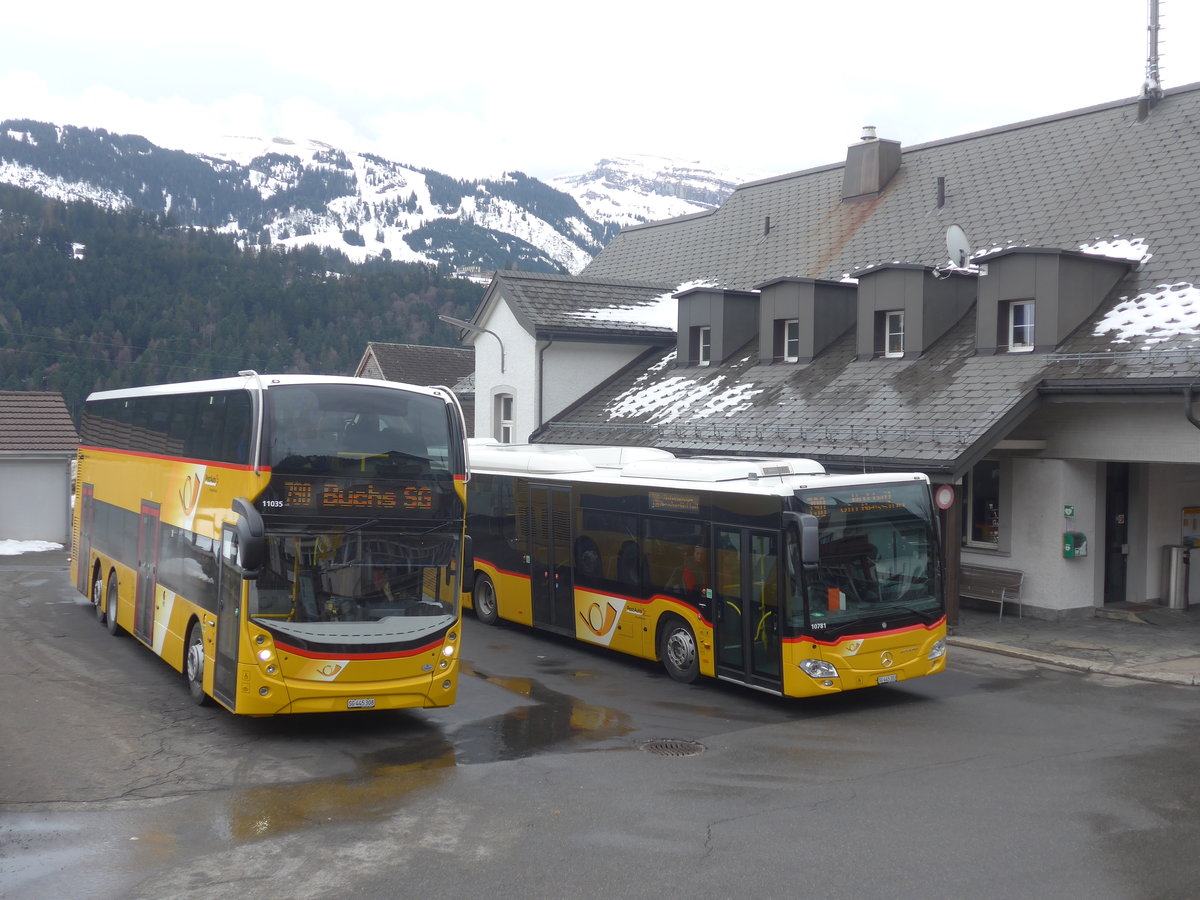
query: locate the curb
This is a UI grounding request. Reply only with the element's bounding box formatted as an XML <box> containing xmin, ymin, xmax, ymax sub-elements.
<box><xmin>947</xmin><ymin>637</ymin><xmax>1198</xmax><ymax>687</ymax></box>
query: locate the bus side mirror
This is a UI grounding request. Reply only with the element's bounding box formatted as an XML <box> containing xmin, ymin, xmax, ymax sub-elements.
<box><xmin>232</xmin><ymin>497</ymin><xmax>266</xmax><ymax>578</ymax></box>
<box><xmin>461</xmin><ymin>535</ymin><xmax>475</xmax><ymax>594</ymax></box>
<box><xmin>786</xmin><ymin>512</ymin><xmax>821</xmax><ymax>571</ymax></box>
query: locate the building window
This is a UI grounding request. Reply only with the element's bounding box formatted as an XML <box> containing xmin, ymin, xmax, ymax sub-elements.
<box><xmin>782</xmin><ymin>319</ymin><xmax>800</xmax><ymax>362</ymax></box>
<box><xmin>692</xmin><ymin>325</ymin><xmax>712</xmax><ymax>366</ymax></box>
<box><xmin>772</xmin><ymin>319</ymin><xmax>801</xmax><ymax>362</ymax></box>
<box><xmin>884</xmin><ymin>311</ymin><xmax>904</xmax><ymax>358</ymax></box>
<box><xmin>494</xmin><ymin>393</ymin><xmax>513</xmax><ymax>443</ymax></box>
<box><xmin>962</xmin><ymin>459</ymin><xmax>1001</xmax><ymax>547</ymax></box>
<box><xmin>1007</xmin><ymin>300</ymin><xmax>1035</xmax><ymax>352</ymax></box>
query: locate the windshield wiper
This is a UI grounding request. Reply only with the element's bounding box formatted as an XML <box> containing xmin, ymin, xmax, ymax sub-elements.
<box><xmin>879</xmin><ymin>601</ymin><xmax>940</xmax><ymax>623</ymax></box>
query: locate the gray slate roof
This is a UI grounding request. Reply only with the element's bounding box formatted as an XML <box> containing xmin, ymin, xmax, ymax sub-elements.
<box><xmin>356</xmin><ymin>342</ymin><xmax>474</xmax><ymax>392</ymax></box>
<box><xmin>485</xmin><ymin>271</ymin><xmax>677</xmax><ymax>340</ymax></box>
<box><xmin>583</xmin><ymin>84</ymin><xmax>1200</xmax><ymax>302</ymax></box>
<box><xmin>0</xmin><ymin>392</ymin><xmax>78</xmax><ymax>453</ymax></box>
<box><xmin>537</xmin><ymin>85</ymin><xmax>1200</xmax><ymax>473</ymax></box>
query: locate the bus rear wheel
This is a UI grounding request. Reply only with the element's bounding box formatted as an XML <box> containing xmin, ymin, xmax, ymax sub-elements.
<box><xmin>185</xmin><ymin>622</ymin><xmax>209</xmax><ymax>706</ymax></box>
<box><xmin>473</xmin><ymin>574</ymin><xmax>499</xmax><ymax>625</ymax></box>
<box><xmin>105</xmin><ymin>572</ymin><xmax>122</xmax><ymax>636</ymax></box>
<box><xmin>660</xmin><ymin>618</ymin><xmax>700</xmax><ymax>683</ymax></box>
<box><xmin>92</xmin><ymin>568</ymin><xmax>106</xmax><ymax>625</ymax></box>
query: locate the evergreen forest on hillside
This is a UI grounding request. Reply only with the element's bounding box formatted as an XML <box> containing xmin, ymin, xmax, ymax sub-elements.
<box><xmin>0</xmin><ymin>184</ymin><xmax>485</xmax><ymax>421</ymax></box>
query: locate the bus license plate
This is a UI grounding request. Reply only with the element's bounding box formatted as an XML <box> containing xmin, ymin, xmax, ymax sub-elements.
<box><xmin>347</xmin><ymin>698</ymin><xmax>376</xmax><ymax>709</ymax></box>
<box><xmin>877</xmin><ymin>674</ymin><xmax>898</xmax><ymax>685</ymax></box>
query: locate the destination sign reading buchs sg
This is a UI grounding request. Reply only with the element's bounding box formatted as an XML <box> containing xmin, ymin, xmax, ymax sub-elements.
<box><xmin>259</xmin><ymin>478</ymin><xmax>437</xmax><ymax>514</ymax></box>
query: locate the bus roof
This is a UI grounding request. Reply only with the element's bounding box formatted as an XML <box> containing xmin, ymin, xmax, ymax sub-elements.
<box><xmin>468</xmin><ymin>439</ymin><xmax>674</xmax><ymax>474</ymax></box>
<box><xmin>468</xmin><ymin>441</ymin><xmax>929</xmax><ymax>494</ymax></box>
<box><xmin>85</xmin><ymin>373</ymin><xmax>452</xmax><ymax>403</ymax></box>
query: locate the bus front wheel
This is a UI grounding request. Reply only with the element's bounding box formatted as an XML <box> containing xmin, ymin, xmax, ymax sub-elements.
<box><xmin>185</xmin><ymin>622</ymin><xmax>209</xmax><ymax>706</ymax></box>
<box><xmin>659</xmin><ymin>618</ymin><xmax>699</xmax><ymax>683</ymax></box>
<box><xmin>105</xmin><ymin>572</ymin><xmax>122</xmax><ymax>636</ymax></box>
<box><xmin>473</xmin><ymin>574</ymin><xmax>499</xmax><ymax>625</ymax></box>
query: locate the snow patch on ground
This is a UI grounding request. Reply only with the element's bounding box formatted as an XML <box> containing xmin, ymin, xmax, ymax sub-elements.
<box><xmin>0</xmin><ymin>540</ymin><xmax>64</xmax><ymax>556</ymax></box>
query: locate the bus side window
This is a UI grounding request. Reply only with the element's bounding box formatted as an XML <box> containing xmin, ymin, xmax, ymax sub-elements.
<box><xmin>221</xmin><ymin>391</ymin><xmax>253</xmax><ymax>464</ymax></box>
<box><xmin>617</xmin><ymin>541</ymin><xmax>643</xmax><ymax>590</ymax></box>
<box><xmin>574</xmin><ymin>536</ymin><xmax>603</xmax><ymax>587</ymax></box>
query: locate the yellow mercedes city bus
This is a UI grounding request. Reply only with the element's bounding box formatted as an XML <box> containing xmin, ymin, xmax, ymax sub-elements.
<box><xmin>72</xmin><ymin>372</ymin><xmax>469</xmax><ymax>715</ymax></box>
<box><xmin>465</xmin><ymin>441</ymin><xmax>945</xmax><ymax>698</ymax></box>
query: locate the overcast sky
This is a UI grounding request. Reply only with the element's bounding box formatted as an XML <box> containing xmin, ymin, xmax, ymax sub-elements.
<box><xmin>4</xmin><ymin>1</ymin><xmax>1198</xmax><ymax>181</ymax></box>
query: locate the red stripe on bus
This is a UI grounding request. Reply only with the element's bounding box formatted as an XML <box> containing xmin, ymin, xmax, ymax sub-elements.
<box><xmin>273</xmin><ymin>639</ymin><xmax>444</xmax><ymax>660</ymax></box>
<box><xmin>477</xmin><ymin>561</ymin><xmax>530</xmax><ymax>581</ymax></box>
<box><xmin>787</xmin><ymin>616</ymin><xmax>947</xmax><ymax>646</ymax></box>
<box><xmin>474</xmin><ymin>560</ymin><xmax>714</xmax><ymax>628</ymax></box>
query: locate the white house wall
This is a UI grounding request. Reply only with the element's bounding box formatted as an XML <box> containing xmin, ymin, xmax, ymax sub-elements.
<box><xmin>973</xmin><ymin>397</ymin><xmax>1200</xmax><ymax>616</ymax></box>
<box><xmin>963</xmin><ymin>453</ymin><xmax>1200</xmax><ymax>617</ymax></box>
<box><xmin>0</xmin><ymin>458</ymin><xmax>71</xmax><ymax>542</ymax></box>
<box><xmin>541</xmin><ymin>342</ymin><xmax>654</xmax><ymax>425</ymax></box>
<box><xmin>963</xmin><ymin>457</ymin><xmax>1103</xmax><ymax>619</ymax></box>
<box><xmin>473</xmin><ymin>300</ymin><xmax>538</xmax><ymax>442</ymax></box>
<box><xmin>473</xmin><ymin>296</ymin><xmax>667</xmax><ymax>442</ymax></box>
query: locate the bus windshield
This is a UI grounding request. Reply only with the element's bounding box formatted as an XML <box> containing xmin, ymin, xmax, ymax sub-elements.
<box><xmin>266</xmin><ymin>383</ymin><xmax>452</xmax><ymax>477</ymax></box>
<box><xmin>790</xmin><ymin>482</ymin><xmax>940</xmax><ymax>632</ymax></box>
<box><xmin>249</xmin><ymin>531</ymin><xmax>460</xmax><ymax>627</ymax></box>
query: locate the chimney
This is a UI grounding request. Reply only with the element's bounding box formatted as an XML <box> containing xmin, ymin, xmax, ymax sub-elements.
<box><xmin>842</xmin><ymin>127</ymin><xmax>901</xmax><ymax>200</ymax></box>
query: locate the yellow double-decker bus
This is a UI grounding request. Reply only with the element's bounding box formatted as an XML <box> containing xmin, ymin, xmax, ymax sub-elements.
<box><xmin>72</xmin><ymin>372</ymin><xmax>469</xmax><ymax>715</ymax></box>
<box><xmin>465</xmin><ymin>441</ymin><xmax>946</xmax><ymax>698</ymax></box>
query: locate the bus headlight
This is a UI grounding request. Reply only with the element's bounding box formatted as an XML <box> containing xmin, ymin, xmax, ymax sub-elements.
<box><xmin>442</xmin><ymin>643</ymin><xmax>456</xmax><ymax>658</ymax></box>
<box><xmin>928</xmin><ymin>639</ymin><xmax>947</xmax><ymax>660</ymax></box>
<box><xmin>258</xmin><ymin>649</ymin><xmax>274</xmax><ymax>663</ymax></box>
<box><xmin>799</xmin><ymin>659</ymin><xmax>838</xmax><ymax>678</ymax></box>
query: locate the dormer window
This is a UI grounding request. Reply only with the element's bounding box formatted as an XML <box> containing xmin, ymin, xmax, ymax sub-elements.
<box><xmin>1005</xmin><ymin>300</ymin><xmax>1035</xmax><ymax>352</ymax></box>
<box><xmin>873</xmin><ymin>309</ymin><xmax>905</xmax><ymax>358</ymax></box>
<box><xmin>693</xmin><ymin>325</ymin><xmax>712</xmax><ymax>366</ymax></box>
<box><xmin>884</xmin><ymin>311</ymin><xmax>905</xmax><ymax>358</ymax></box>
<box><xmin>775</xmin><ymin>319</ymin><xmax>801</xmax><ymax>362</ymax></box>
<box><xmin>974</xmin><ymin>248</ymin><xmax>1130</xmax><ymax>356</ymax></box>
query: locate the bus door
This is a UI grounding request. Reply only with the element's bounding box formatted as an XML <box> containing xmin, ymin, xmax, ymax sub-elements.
<box><xmin>134</xmin><ymin>501</ymin><xmax>161</xmax><ymax>643</ymax></box>
<box><xmin>713</xmin><ymin>527</ymin><xmax>782</xmax><ymax>690</ymax></box>
<box><xmin>528</xmin><ymin>484</ymin><xmax>574</xmax><ymax>633</ymax></box>
<box><xmin>76</xmin><ymin>483</ymin><xmax>95</xmax><ymax>594</ymax></box>
<box><xmin>212</xmin><ymin>524</ymin><xmax>243</xmax><ymax>709</ymax></box>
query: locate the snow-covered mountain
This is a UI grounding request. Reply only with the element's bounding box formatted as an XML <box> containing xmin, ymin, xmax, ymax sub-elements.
<box><xmin>554</xmin><ymin>154</ymin><xmax>750</xmax><ymax>230</ymax></box>
<box><xmin>0</xmin><ymin>121</ymin><xmax>741</xmax><ymax>275</ymax></box>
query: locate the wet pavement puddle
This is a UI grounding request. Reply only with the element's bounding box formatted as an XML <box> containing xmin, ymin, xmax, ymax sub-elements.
<box><xmin>164</xmin><ymin>667</ymin><xmax>632</xmax><ymax>845</ymax></box>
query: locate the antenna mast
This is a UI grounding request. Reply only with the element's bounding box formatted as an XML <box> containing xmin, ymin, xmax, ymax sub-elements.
<box><xmin>1143</xmin><ymin>0</ymin><xmax>1163</xmax><ymax>100</ymax></box>
<box><xmin>1138</xmin><ymin>0</ymin><xmax>1164</xmax><ymax>120</ymax></box>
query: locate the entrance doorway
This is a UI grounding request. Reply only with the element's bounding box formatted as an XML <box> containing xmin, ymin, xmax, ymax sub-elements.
<box><xmin>134</xmin><ymin>501</ymin><xmax>161</xmax><ymax>642</ymax></box>
<box><xmin>713</xmin><ymin>526</ymin><xmax>782</xmax><ymax>692</ymax></box>
<box><xmin>528</xmin><ymin>484</ymin><xmax>574</xmax><ymax>633</ymax></box>
<box><xmin>1103</xmin><ymin>462</ymin><xmax>1129</xmax><ymax>605</ymax></box>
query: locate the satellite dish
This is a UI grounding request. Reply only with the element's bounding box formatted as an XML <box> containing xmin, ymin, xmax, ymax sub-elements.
<box><xmin>945</xmin><ymin>224</ymin><xmax>972</xmax><ymax>268</ymax></box>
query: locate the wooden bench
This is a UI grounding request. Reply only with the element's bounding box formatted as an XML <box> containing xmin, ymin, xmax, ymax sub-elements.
<box><xmin>959</xmin><ymin>564</ymin><xmax>1024</xmax><ymax>621</ymax></box>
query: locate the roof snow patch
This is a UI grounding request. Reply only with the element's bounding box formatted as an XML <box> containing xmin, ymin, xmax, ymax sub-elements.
<box><xmin>569</xmin><ymin>279</ymin><xmax>717</xmax><ymax>331</ymax></box>
<box><xmin>1093</xmin><ymin>282</ymin><xmax>1200</xmax><ymax>344</ymax></box>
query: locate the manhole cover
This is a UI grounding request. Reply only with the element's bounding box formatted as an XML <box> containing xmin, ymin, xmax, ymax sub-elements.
<box><xmin>639</xmin><ymin>739</ymin><xmax>705</xmax><ymax>757</ymax></box>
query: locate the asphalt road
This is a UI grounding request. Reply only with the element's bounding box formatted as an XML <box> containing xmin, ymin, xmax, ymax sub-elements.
<box><xmin>3</xmin><ymin>552</ymin><xmax>1200</xmax><ymax>899</ymax></box>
